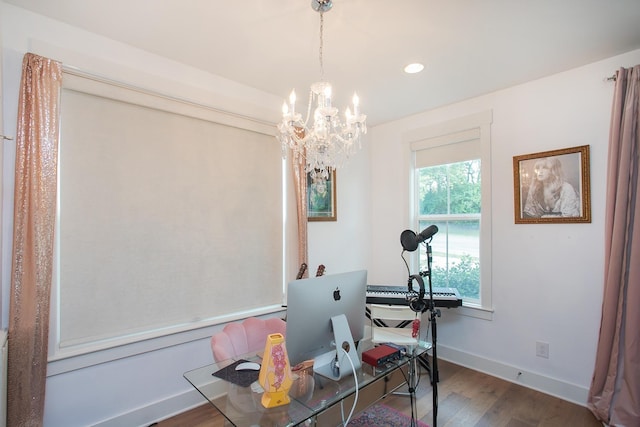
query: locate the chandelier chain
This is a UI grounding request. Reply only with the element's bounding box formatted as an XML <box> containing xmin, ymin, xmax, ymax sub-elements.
<box><xmin>319</xmin><ymin>13</ymin><xmax>325</xmax><ymax>81</ymax></box>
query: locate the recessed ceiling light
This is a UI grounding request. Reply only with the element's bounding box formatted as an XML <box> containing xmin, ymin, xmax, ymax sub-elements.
<box><xmin>404</xmin><ymin>63</ymin><xmax>425</xmax><ymax>74</ymax></box>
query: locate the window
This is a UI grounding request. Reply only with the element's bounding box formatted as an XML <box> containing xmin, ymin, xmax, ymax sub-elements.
<box><xmin>417</xmin><ymin>160</ymin><xmax>481</xmax><ymax>300</ymax></box>
<box><xmin>51</xmin><ymin>71</ymin><xmax>284</xmax><ymax>363</ymax></box>
<box><xmin>406</xmin><ymin>111</ymin><xmax>492</xmax><ymax>314</ymax></box>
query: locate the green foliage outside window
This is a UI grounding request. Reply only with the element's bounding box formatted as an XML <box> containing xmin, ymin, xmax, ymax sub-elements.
<box><xmin>432</xmin><ymin>255</ymin><xmax>480</xmax><ymax>299</ymax></box>
<box><xmin>418</xmin><ymin>160</ymin><xmax>481</xmax><ymax>300</ymax></box>
<box><xmin>419</xmin><ymin>162</ymin><xmax>481</xmax><ymax>215</ymax></box>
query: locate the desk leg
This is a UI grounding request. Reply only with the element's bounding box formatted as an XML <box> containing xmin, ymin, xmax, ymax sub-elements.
<box><xmin>417</xmin><ymin>353</ymin><xmax>431</xmax><ymax>378</ymax></box>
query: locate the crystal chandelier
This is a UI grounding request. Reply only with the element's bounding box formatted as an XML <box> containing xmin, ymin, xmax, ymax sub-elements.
<box><xmin>277</xmin><ymin>0</ymin><xmax>367</xmax><ymax>180</ymax></box>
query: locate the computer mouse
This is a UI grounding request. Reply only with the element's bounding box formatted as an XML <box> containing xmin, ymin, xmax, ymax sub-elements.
<box><xmin>235</xmin><ymin>362</ymin><xmax>261</xmax><ymax>371</ymax></box>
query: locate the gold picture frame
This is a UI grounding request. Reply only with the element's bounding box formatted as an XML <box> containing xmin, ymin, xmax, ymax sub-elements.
<box><xmin>307</xmin><ymin>170</ymin><xmax>337</xmax><ymax>221</ymax></box>
<box><xmin>513</xmin><ymin>145</ymin><xmax>591</xmax><ymax>224</ymax></box>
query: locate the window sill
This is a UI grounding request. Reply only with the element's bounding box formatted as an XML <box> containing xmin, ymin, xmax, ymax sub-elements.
<box><xmin>47</xmin><ymin>306</ymin><xmax>286</xmax><ymax>376</ymax></box>
<box><xmin>457</xmin><ymin>303</ymin><xmax>494</xmax><ymax>320</ymax></box>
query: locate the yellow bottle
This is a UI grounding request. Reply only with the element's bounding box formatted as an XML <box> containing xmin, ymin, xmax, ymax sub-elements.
<box><xmin>258</xmin><ymin>333</ymin><xmax>293</xmax><ymax>408</ymax></box>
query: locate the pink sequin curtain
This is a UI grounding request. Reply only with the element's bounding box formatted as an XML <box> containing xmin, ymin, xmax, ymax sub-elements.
<box><xmin>291</xmin><ymin>152</ymin><xmax>309</xmax><ymax>278</ymax></box>
<box><xmin>7</xmin><ymin>53</ymin><xmax>62</xmax><ymax>426</ymax></box>
<box><xmin>588</xmin><ymin>65</ymin><xmax>640</xmax><ymax>426</ymax></box>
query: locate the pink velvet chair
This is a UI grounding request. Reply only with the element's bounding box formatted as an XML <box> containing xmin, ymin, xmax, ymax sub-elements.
<box><xmin>210</xmin><ymin>317</ymin><xmax>287</xmax><ymax>362</ymax></box>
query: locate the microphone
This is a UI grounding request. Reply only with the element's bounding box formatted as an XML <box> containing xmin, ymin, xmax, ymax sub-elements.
<box><xmin>416</xmin><ymin>225</ymin><xmax>439</xmax><ymax>243</ymax></box>
<box><xmin>400</xmin><ymin>225</ymin><xmax>439</xmax><ymax>252</ymax></box>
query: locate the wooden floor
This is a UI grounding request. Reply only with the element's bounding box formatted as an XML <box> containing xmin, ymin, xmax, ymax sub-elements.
<box><xmin>155</xmin><ymin>359</ymin><xmax>602</xmax><ymax>427</ymax></box>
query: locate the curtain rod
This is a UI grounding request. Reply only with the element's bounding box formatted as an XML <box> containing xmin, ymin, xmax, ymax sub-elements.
<box><xmin>606</xmin><ymin>74</ymin><xmax>617</xmax><ymax>82</ymax></box>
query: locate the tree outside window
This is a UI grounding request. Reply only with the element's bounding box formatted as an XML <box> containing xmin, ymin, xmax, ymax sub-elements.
<box><xmin>417</xmin><ymin>160</ymin><xmax>481</xmax><ymax>301</ymax></box>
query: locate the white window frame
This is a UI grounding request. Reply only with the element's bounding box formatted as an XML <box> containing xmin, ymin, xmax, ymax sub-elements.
<box><xmin>47</xmin><ymin>70</ymin><xmax>286</xmax><ymax>374</ymax></box>
<box><xmin>403</xmin><ymin>111</ymin><xmax>493</xmax><ymax>319</ymax></box>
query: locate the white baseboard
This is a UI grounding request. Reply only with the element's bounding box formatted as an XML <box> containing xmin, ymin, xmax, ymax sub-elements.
<box><xmin>95</xmin><ymin>344</ymin><xmax>591</xmax><ymax>426</ymax></box>
<box><xmin>92</xmin><ymin>388</ymin><xmax>206</xmax><ymax>427</ymax></box>
<box><xmin>436</xmin><ymin>344</ymin><xmax>590</xmax><ymax>407</ymax></box>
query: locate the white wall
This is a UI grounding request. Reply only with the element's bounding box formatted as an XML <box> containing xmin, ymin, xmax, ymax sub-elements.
<box><xmin>307</xmin><ymin>138</ymin><xmax>372</xmax><ymax>275</ymax></box>
<box><xmin>369</xmin><ymin>48</ymin><xmax>640</xmax><ymax>405</ymax></box>
<box><xmin>0</xmin><ymin>3</ymin><xmax>372</xmax><ymax>426</ymax></box>
<box><xmin>3</xmin><ymin>2</ymin><xmax>640</xmax><ymax>425</ymax></box>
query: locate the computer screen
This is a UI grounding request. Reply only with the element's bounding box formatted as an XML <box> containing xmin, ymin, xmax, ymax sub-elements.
<box><xmin>285</xmin><ymin>269</ymin><xmax>367</xmax><ymax>379</ymax></box>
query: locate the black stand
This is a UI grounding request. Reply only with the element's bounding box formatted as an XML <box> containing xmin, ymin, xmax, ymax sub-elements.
<box><xmin>420</xmin><ymin>242</ymin><xmax>440</xmax><ymax>427</ymax></box>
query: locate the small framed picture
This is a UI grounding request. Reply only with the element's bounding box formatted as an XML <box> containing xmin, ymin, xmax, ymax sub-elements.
<box><xmin>307</xmin><ymin>170</ymin><xmax>336</xmax><ymax>221</ymax></box>
<box><xmin>513</xmin><ymin>145</ymin><xmax>591</xmax><ymax>224</ymax></box>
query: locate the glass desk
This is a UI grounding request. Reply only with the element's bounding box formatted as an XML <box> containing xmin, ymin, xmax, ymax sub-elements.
<box><xmin>183</xmin><ymin>340</ymin><xmax>425</xmax><ymax>427</ymax></box>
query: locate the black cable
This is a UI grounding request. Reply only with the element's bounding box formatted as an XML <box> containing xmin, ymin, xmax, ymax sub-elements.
<box><xmin>401</xmin><ymin>249</ymin><xmax>411</xmax><ymax>277</ymax></box>
<box><xmin>394</xmin><ymin>353</ymin><xmax>422</xmax><ymax>426</ymax></box>
<box><xmin>410</xmin><ymin>387</ymin><xmax>416</xmax><ymax>426</ymax></box>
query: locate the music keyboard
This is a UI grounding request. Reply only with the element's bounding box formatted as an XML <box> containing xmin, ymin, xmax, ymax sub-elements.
<box><xmin>366</xmin><ymin>285</ymin><xmax>462</xmax><ymax>308</ymax></box>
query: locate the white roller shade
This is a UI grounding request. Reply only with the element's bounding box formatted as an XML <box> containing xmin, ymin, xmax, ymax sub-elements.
<box><xmin>412</xmin><ymin>128</ymin><xmax>481</xmax><ymax>168</ymax></box>
<box><xmin>58</xmin><ymin>75</ymin><xmax>282</xmax><ymax>349</ymax></box>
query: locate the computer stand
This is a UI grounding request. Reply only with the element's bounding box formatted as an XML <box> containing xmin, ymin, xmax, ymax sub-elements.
<box><xmin>313</xmin><ymin>314</ymin><xmax>361</xmax><ymax>380</ymax></box>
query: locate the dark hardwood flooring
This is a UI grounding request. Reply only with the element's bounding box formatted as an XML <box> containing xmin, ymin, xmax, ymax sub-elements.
<box><xmin>155</xmin><ymin>359</ymin><xmax>602</xmax><ymax>427</ymax></box>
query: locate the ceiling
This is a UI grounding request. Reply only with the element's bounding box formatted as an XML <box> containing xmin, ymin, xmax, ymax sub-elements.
<box><xmin>6</xmin><ymin>0</ymin><xmax>640</xmax><ymax>126</ymax></box>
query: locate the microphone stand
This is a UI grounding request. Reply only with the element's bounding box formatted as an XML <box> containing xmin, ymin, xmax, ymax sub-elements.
<box><xmin>419</xmin><ymin>241</ymin><xmax>440</xmax><ymax>427</ymax></box>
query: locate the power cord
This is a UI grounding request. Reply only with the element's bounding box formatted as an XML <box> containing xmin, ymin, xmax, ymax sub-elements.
<box><xmin>339</xmin><ymin>347</ymin><xmax>359</xmax><ymax>426</ymax></box>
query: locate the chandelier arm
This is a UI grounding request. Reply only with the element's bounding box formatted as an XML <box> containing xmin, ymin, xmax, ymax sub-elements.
<box><xmin>292</xmin><ymin>131</ymin><xmax>310</xmax><ymax>146</ymax></box>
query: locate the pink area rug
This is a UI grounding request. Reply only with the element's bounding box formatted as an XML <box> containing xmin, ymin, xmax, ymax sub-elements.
<box><xmin>347</xmin><ymin>403</ymin><xmax>429</xmax><ymax>427</ymax></box>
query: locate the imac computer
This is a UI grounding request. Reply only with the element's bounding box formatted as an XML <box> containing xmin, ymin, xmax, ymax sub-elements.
<box><xmin>285</xmin><ymin>269</ymin><xmax>367</xmax><ymax>380</ymax></box>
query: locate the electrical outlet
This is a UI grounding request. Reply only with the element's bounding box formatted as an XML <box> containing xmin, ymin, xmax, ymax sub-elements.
<box><xmin>536</xmin><ymin>341</ymin><xmax>550</xmax><ymax>359</ymax></box>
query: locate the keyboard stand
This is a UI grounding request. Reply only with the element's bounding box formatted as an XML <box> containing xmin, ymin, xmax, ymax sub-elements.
<box><xmin>365</xmin><ymin>307</ymin><xmax>433</xmax><ymax>375</ymax></box>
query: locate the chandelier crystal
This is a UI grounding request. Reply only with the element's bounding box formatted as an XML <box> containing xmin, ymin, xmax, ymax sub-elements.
<box><xmin>277</xmin><ymin>0</ymin><xmax>366</xmax><ymax>181</ymax></box>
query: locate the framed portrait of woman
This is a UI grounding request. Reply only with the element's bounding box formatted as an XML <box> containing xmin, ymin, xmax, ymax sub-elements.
<box><xmin>307</xmin><ymin>170</ymin><xmax>337</xmax><ymax>221</ymax></box>
<box><xmin>513</xmin><ymin>145</ymin><xmax>591</xmax><ymax>224</ymax></box>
